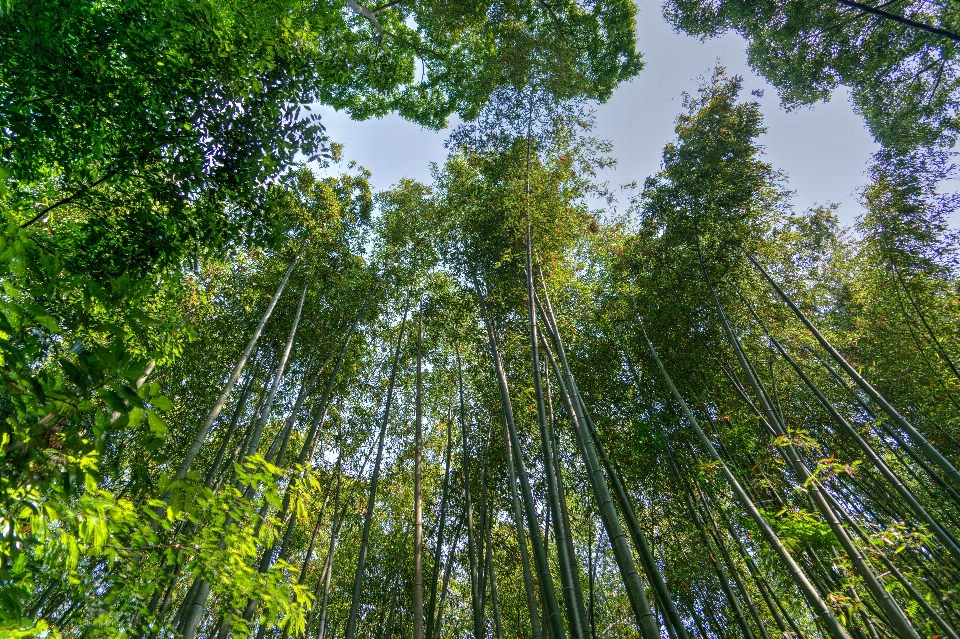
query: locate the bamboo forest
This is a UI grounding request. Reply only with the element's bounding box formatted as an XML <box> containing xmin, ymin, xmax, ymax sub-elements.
<box><xmin>4</xmin><ymin>0</ymin><xmax>960</xmax><ymax>638</ymax></box>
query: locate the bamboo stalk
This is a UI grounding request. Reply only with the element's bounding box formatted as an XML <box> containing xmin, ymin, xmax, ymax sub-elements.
<box><xmin>343</xmin><ymin>302</ymin><xmax>410</xmax><ymax>639</ymax></box>
<box><xmin>745</xmin><ymin>249</ymin><xmax>960</xmax><ymax>492</ymax></box>
<box><xmin>176</xmin><ymin>253</ymin><xmax>302</xmax><ymax>481</ymax></box>
<box><xmin>640</xmin><ymin>322</ymin><xmax>852</xmax><ymax>639</ymax></box>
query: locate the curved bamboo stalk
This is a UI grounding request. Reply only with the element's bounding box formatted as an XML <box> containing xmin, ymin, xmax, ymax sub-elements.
<box><xmin>745</xmin><ymin>249</ymin><xmax>960</xmax><ymax>492</ymax></box>
<box><xmin>893</xmin><ymin>263</ymin><xmax>960</xmax><ymax>386</ymax></box>
<box><xmin>526</xmin><ymin>231</ymin><xmax>589</xmax><ymax>639</ymax></box>
<box><xmin>456</xmin><ymin>345</ymin><xmax>484</xmax><ymax>639</ymax></box>
<box><xmin>343</xmin><ymin>302</ymin><xmax>410</xmax><ymax>639</ymax></box>
<box><xmin>539</xmin><ymin>334</ymin><xmax>660</xmax><ymax>639</ymax></box>
<box><xmin>177</xmin><ymin>253</ymin><xmax>302</xmax><ymax>481</ymax></box>
<box><xmin>426</xmin><ymin>396</ymin><xmax>454</xmax><ymax>639</ymax></box>
<box><xmin>640</xmin><ymin>322</ymin><xmax>853</xmax><ymax>639</ymax></box>
<box><xmin>482</xmin><ymin>305</ymin><xmax>556</xmax><ymax>639</ymax></box>
<box><xmin>770</xmin><ymin>333</ymin><xmax>960</xmax><ymax>564</ymax></box>
<box><xmin>414</xmin><ymin>306</ymin><xmax>425</xmax><ymax>639</ymax></box>
<box><xmin>700</xmin><ymin>245</ymin><xmax>921</xmax><ymax>639</ymax></box>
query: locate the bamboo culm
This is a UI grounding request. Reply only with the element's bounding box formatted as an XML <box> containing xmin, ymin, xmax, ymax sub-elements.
<box><xmin>483</xmin><ymin>308</ymin><xmax>556</xmax><ymax>639</ymax></box>
<box><xmin>414</xmin><ymin>307</ymin><xmax>425</xmax><ymax>639</ymax></box>
<box><xmin>177</xmin><ymin>254</ymin><xmax>301</xmax><ymax>480</ymax></box>
<box><xmin>432</xmin><ymin>516</ymin><xmax>466</xmax><ymax>639</ymax></box>
<box><xmin>499</xmin><ymin>386</ymin><xmax>546</xmax><ymax>639</ymax></box>
<box><xmin>426</xmin><ymin>401</ymin><xmax>454</xmax><ymax>639</ymax></box>
<box><xmin>745</xmin><ymin>249</ymin><xmax>960</xmax><ymax>492</ymax></box>
<box><xmin>699</xmin><ymin>244</ymin><xmax>920</xmax><ymax>638</ymax></box>
<box><xmin>237</xmin><ymin>322</ymin><xmax>360</xmax><ymax>628</ymax></box>
<box><xmin>674</xmin><ymin>461</ymin><xmax>756</xmax><ymax>639</ymax></box>
<box><xmin>343</xmin><ymin>303</ymin><xmax>410</xmax><ymax>639</ymax></box>
<box><xmin>456</xmin><ymin>346</ymin><xmax>484</xmax><ymax>639</ymax></box>
<box><xmin>525</xmin><ymin>232</ymin><xmax>589</xmax><ymax>639</ymax></box>
<box><xmin>892</xmin><ymin>261</ymin><xmax>960</xmax><ymax>385</ymax></box>
<box><xmin>769</xmin><ymin>333</ymin><xmax>960</xmax><ymax>564</ymax></box>
<box><xmin>535</xmin><ymin>289</ymin><xmax>660</xmax><ymax>639</ymax></box>
<box><xmin>737</xmin><ymin>272</ymin><xmax>960</xmax><ymax>566</ymax></box>
<box><xmin>246</xmin><ymin>282</ymin><xmax>309</xmax><ymax>457</ymax></box>
<box><xmin>640</xmin><ymin>322</ymin><xmax>853</xmax><ymax>639</ymax></box>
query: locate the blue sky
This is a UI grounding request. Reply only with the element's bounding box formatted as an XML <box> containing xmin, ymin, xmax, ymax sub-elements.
<box><xmin>316</xmin><ymin>0</ymin><xmax>892</xmax><ymax>227</ymax></box>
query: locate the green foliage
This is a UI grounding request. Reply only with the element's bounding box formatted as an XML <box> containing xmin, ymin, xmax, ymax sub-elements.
<box><xmin>663</xmin><ymin>0</ymin><xmax>960</xmax><ymax>149</ymax></box>
<box><xmin>3</xmin><ymin>6</ymin><xmax>960</xmax><ymax>637</ymax></box>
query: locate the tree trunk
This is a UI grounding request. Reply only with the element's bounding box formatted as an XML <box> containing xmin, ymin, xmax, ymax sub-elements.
<box><xmin>641</xmin><ymin>322</ymin><xmax>853</xmax><ymax>639</ymax></box>
<box><xmin>677</xmin><ymin>473</ymin><xmax>755</xmax><ymax>639</ymax></box>
<box><xmin>432</xmin><ymin>515</ymin><xmax>465</xmax><ymax>639</ymax></box>
<box><xmin>237</xmin><ymin>319</ymin><xmax>360</xmax><ymax>629</ymax></box>
<box><xmin>343</xmin><ymin>304</ymin><xmax>410</xmax><ymax>639</ymax></box>
<box><xmin>538</xmin><ymin>319</ymin><xmax>659</xmax><ymax>639</ymax></box>
<box><xmin>702</xmin><ymin>249</ymin><xmax>921</xmax><ymax>639</ymax></box>
<box><xmin>769</xmin><ymin>332</ymin><xmax>960</xmax><ymax>564</ymax></box>
<box><xmin>427</xmin><ymin>399</ymin><xmax>454</xmax><ymax>639</ymax></box>
<box><xmin>482</xmin><ymin>305</ymin><xmax>558</xmax><ymax>639</ymax></box>
<box><xmin>204</xmin><ymin>357</ymin><xmax>261</xmax><ymax>489</ymax></box>
<box><xmin>525</xmin><ymin>234</ymin><xmax>589</xmax><ymax>639</ymax></box>
<box><xmin>414</xmin><ymin>307</ymin><xmax>425</xmax><ymax>639</ymax></box>
<box><xmin>485</xmin><ymin>505</ymin><xmax>505</xmax><ymax>639</ymax></box>
<box><xmin>746</xmin><ymin>249</ymin><xmax>960</xmax><ymax>492</ymax></box>
<box><xmin>177</xmin><ymin>254</ymin><xmax>301</xmax><ymax>480</ymax></box>
<box><xmin>246</xmin><ymin>281</ymin><xmax>308</xmax><ymax>456</ymax></box>
<box><xmin>456</xmin><ymin>346</ymin><xmax>484</xmax><ymax>639</ymax></box>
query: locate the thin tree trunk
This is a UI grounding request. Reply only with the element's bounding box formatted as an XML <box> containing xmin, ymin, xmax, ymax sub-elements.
<box><xmin>739</xmin><ymin>283</ymin><xmax>960</xmax><ymax>564</ymax></box>
<box><xmin>343</xmin><ymin>303</ymin><xmax>409</xmax><ymax>639</ymax></box>
<box><xmin>538</xmin><ymin>319</ymin><xmax>659</xmax><ymax>639</ymax></box>
<box><xmin>616</xmin><ymin>357</ymin><xmax>699</xmax><ymax>639</ymax></box>
<box><xmin>217</xmin><ymin>375</ymin><xmax>273</xmax><ymax>491</ymax></box>
<box><xmin>673</xmin><ymin>461</ymin><xmax>756</xmax><ymax>639</ymax></box>
<box><xmin>890</xmin><ymin>270</ymin><xmax>960</xmax><ymax>415</ymax></box>
<box><xmin>692</xmin><ymin>476</ymin><xmax>771</xmax><ymax>639</ymax></box>
<box><xmin>246</xmin><ymin>282</ymin><xmax>308</xmax><ymax>456</ymax></box>
<box><xmin>414</xmin><ymin>306</ymin><xmax>426</xmax><ymax>639</ymax></box>
<box><xmin>177</xmin><ymin>254</ymin><xmax>301</xmax><ymax>480</ymax></box>
<box><xmin>703</xmin><ymin>247</ymin><xmax>921</xmax><ymax>639</ymax></box>
<box><xmin>205</xmin><ymin>358</ymin><xmax>261</xmax><ymax>488</ymax></box>
<box><xmin>640</xmin><ymin>323</ymin><xmax>853</xmax><ymax>639</ymax></box>
<box><xmin>298</xmin><ymin>428</ymin><xmax>351</xmax><ymax>595</ymax></box>
<box><xmin>456</xmin><ymin>346</ymin><xmax>484</xmax><ymax>639</ymax></box>
<box><xmin>315</xmin><ymin>484</ymin><xmax>348</xmax><ymax>639</ymax></box>
<box><xmin>502</xmin><ymin>409</ymin><xmax>546</xmax><ymax>639</ymax></box>
<box><xmin>267</xmin><ymin>345</ymin><xmax>336</xmax><ymax>464</ymax></box>
<box><xmin>814</xmin><ymin>354</ymin><xmax>960</xmax><ymax>506</ymax></box>
<box><xmin>712</xmin><ymin>491</ymin><xmax>800</xmax><ymax>638</ymax></box>
<box><xmin>525</xmin><ymin>237</ymin><xmax>589</xmax><ymax>639</ymax></box>
<box><xmin>533</xmin><ymin>267</ymin><xmax>678</xmax><ymax>638</ymax></box>
<box><xmin>746</xmin><ymin>249</ymin><xmax>960</xmax><ymax>491</ymax></box>
<box><xmin>545</xmin><ymin>366</ymin><xmax>592</xmax><ymax>639</ymax></box>
<box><xmin>893</xmin><ymin>263</ymin><xmax>960</xmax><ymax>389</ymax></box>
<box><xmin>588</xmin><ymin>520</ymin><xmax>596</xmax><ymax>639</ymax></box>
<box><xmin>238</xmin><ymin>322</ymin><xmax>359</xmax><ymax>629</ymax></box>
<box><xmin>432</xmin><ymin>516</ymin><xmax>465</xmax><ymax>639</ymax></box>
<box><xmin>770</xmin><ymin>332</ymin><xmax>960</xmax><ymax>564</ymax></box>
<box><xmin>824</xmin><ymin>481</ymin><xmax>960</xmax><ymax>639</ymax></box>
<box><xmin>482</xmin><ymin>306</ymin><xmax>557</xmax><ymax>639</ymax></box>
<box><xmin>486</xmin><ymin>510</ymin><xmax>505</xmax><ymax>639</ymax></box>
<box><xmin>478</xmin><ymin>421</ymin><xmax>492</xmax><ymax>623</ymax></box>
<box><xmin>177</xmin><ymin>576</ymin><xmax>211</xmax><ymax>639</ymax></box>
<box><xmin>427</xmin><ymin>400</ymin><xmax>454</xmax><ymax>639</ymax></box>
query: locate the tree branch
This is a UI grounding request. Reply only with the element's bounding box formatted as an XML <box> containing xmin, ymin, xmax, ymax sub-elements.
<box><xmin>835</xmin><ymin>0</ymin><xmax>960</xmax><ymax>42</ymax></box>
<box><xmin>371</xmin><ymin>0</ymin><xmax>404</xmax><ymax>13</ymax></box>
<box><xmin>344</xmin><ymin>0</ymin><xmax>443</xmax><ymax>56</ymax></box>
<box><xmin>534</xmin><ymin>0</ymin><xmax>566</xmax><ymax>38</ymax></box>
<box><xmin>345</xmin><ymin>0</ymin><xmax>386</xmax><ymax>43</ymax></box>
<box><xmin>21</xmin><ymin>171</ymin><xmax>117</xmax><ymax>229</ymax></box>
